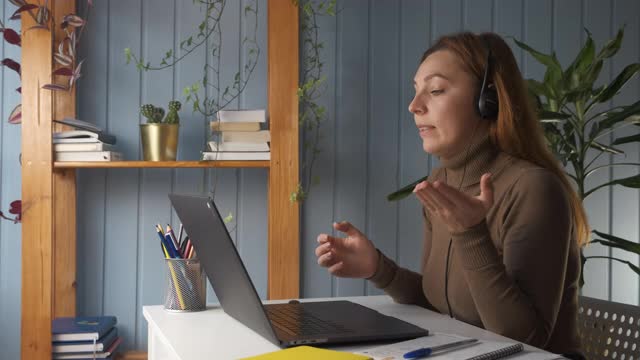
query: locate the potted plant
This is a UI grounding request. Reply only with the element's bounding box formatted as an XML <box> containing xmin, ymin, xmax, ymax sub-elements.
<box><xmin>512</xmin><ymin>27</ymin><xmax>640</xmax><ymax>285</ymax></box>
<box><xmin>140</xmin><ymin>100</ymin><xmax>182</xmax><ymax>161</ymax></box>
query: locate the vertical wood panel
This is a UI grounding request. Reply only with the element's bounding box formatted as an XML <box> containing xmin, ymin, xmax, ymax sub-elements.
<box><xmin>610</xmin><ymin>0</ymin><xmax>639</xmax><ymax>305</ymax></box>
<box><xmin>20</xmin><ymin>0</ymin><xmax>55</xmax><ymax>357</ymax></box>
<box><xmin>103</xmin><ymin>0</ymin><xmax>143</xmax><ymax>351</ymax></box>
<box><xmin>238</xmin><ymin>0</ymin><xmax>269</xmax><ymax>299</ymax></box>
<box><xmin>582</xmin><ymin>0</ymin><xmax>613</xmax><ymax>300</ymax></box>
<box><xmin>52</xmin><ymin>0</ymin><xmax>78</xmax><ymax>319</ymax></box>
<box><xmin>136</xmin><ymin>0</ymin><xmax>176</xmax><ymax>349</ymax></box>
<box><xmin>366</xmin><ymin>0</ymin><xmax>400</xmax><ymax>296</ymax></box>
<box><xmin>495</xmin><ymin>0</ymin><xmax>523</xmax><ymax>67</ymax></box>
<box><xmin>553</xmin><ymin>0</ymin><xmax>583</xmax><ymax>68</ymax></box>
<box><xmin>463</xmin><ymin>0</ymin><xmax>493</xmax><ymax>32</ymax></box>
<box><xmin>77</xmin><ymin>0</ymin><xmax>109</xmax><ymax>318</ymax></box>
<box><xmin>523</xmin><ymin>0</ymin><xmax>552</xmax><ymax>79</ymax></box>
<box><xmin>334</xmin><ymin>0</ymin><xmax>369</xmax><ymax>297</ymax></box>
<box><xmin>398</xmin><ymin>0</ymin><xmax>430</xmax><ymax>273</ymax></box>
<box><xmin>207</xmin><ymin>0</ymin><xmax>241</xmax><ymax>302</ymax></box>
<box><xmin>301</xmin><ymin>0</ymin><xmax>338</xmax><ymax>299</ymax></box>
<box><xmin>268</xmin><ymin>0</ymin><xmax>299</xmax><ymax>299</ymax></box>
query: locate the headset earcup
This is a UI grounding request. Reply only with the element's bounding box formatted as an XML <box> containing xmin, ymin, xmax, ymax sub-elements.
<box><xmin>478</xmin><ymin>84</ymin><xmax>499</xmax><ymax>120</ymax></box>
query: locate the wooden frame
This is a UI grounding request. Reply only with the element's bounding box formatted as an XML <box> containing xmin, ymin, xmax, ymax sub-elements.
<box><xmin>20</xmin><ymin>1</ymin><xmax>299</xmax><ymax>358</ymax></box>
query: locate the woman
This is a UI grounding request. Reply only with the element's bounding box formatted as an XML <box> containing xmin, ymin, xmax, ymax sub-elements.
<box><xmin>315</xmin><ymin>32</ymin><xmax>588</xmax><ymax>357</ymax></box>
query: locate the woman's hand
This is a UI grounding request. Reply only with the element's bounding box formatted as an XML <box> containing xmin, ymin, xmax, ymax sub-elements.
<box><xmin>315</xmin><ymin>221</ymin><xmax>379</xmax><ymax>278</ymax></box>
<box><xmin>413</xmin><ymin>173</ymin><xmax>494</xmax><ymax>233</ymax></box>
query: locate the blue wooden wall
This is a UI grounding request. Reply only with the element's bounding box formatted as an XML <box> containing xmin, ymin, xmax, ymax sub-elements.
<box><xmin>0</xmin><ymin>0</ymin><xmax>639</xmax><ymax>357</ymax></box>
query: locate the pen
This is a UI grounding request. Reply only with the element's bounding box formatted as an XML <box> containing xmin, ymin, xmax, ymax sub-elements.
<box><xmin>167</xmin><ymin>225</ymin><xmax>180</xmax><ymax>252</ymax></box>
<box><xmin>403</xmin><ymin>338</ymin><xmax>478</xmax><ymax>359</ymax></box>
<box><xmin>177</xmin><ymin>224</ymin><xmax>184</xmax><ymax>247</ymax></box>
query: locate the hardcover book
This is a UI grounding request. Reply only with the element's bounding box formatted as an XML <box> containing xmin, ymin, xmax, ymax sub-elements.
<box><xmin>52</xmin><ymin>316</ymin><xmax>117</xmax><ymax>342</ymax></box>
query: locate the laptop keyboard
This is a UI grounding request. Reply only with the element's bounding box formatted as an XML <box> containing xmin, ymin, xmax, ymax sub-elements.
<box><xmin>266</xmin><ymin>304</ymin><xmax>353</xmax><ymax>336</ymax></box>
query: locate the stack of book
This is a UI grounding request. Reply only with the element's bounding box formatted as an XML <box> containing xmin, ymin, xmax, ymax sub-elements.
<box><xmin>53</xmin><ymin>118</ymin><xmax>121</xmax><ymax>162</ymax></box>
<box><xmin>203</xmin><ymin>109</ymin><xmax>270</xmax><ymax>161</ymax></box>
<box><xmin>52</xmin><ymin>315</ymin><xmax>121</xmax><ymax>359</ymax></box>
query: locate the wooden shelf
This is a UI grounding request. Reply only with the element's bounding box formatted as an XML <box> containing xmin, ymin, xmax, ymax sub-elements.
<box><xmin>54</xmin><ymin>160</ymin><xmax>270</xmax><ymax>169</ymax></box>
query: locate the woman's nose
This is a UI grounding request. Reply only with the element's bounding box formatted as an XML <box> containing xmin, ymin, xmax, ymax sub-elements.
<box><xmin>408</xmin><ymin>95</ymin><xmax>425</xmax><ymax>115</ymax></box>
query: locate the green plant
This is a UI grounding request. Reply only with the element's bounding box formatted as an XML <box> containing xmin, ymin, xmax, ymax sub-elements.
<box><xmin>140</xmin><ymin>100</ymin><xmax>182</xmax><ymax>124</ymax></box>
<box><xmin>291</xmin><ymin>0</ymin><xmax>337</xmax><ymax>202</ymax></box>
<box><xmin>165</xmin><ymin>100</ymin><xmax>182</xmax><ymax>124</ymax></box>
<box><xmin>125</xmin><ymin>0</ymin><xmax>259</xmax><ymax>122</ymax></box>
<box><xmin>513</xmin><ymin>27</ymin><xmax>640</xmax><ymax>285</ymax></box>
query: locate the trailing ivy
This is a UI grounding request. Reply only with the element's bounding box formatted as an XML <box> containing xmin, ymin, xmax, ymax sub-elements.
<box><xmin>291</xmin><ymin>0</ymin><xmax>336</xmax><ymax>202</ymax></box>
<box><xmin>126</xmin><ymin>0</ymin><xmax>260</xmax><ymax>120</ymax></box>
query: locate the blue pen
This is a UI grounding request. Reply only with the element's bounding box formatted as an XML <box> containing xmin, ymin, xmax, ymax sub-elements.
<box><xmin>156</xmin><ymin>227</ymin><xmax>179</xmax><ymax>258</ymax></box>
<box><xmin>403</xmin><ymin>338</ymin><xmax>478</xmax><ymax>359</ymax></box>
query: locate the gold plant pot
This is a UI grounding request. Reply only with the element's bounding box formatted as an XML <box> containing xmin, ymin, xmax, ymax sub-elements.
<box><xmin>140</xmin><ymin>123</ymin><xmax>179</xmax><ymax>161</ymax></box>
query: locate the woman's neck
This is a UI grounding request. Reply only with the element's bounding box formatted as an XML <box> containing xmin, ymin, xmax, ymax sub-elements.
<box><xmin>439</xmin><ymin>131</ymin><xmax>498</xmax><ymax>188</ymax></box>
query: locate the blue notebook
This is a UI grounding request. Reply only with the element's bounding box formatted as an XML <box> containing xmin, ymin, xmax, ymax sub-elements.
<box><xmin>52</xmin><ymin>316</ymin><xmax>117</xmax><ymax>341</ymax></box>
<box><xmin>53</xmin><ymin>327</ymin><xmax>118</xmax><ymax>353</ymax></box>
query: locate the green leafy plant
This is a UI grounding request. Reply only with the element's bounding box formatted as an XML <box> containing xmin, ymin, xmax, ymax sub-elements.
<box><xmin>140</xmin><ymin>100</ymin><xmax>182</xmax><ymax>124</ymax></box>
<box><xmin>291</xmin><ymin>0</ymin><xmax>337</xmax><ymax>202</ymax></box>
<box><xmin>513</xmin><ymin>27</ymin><xmax>640</xmax><ymax>285</ymax></box>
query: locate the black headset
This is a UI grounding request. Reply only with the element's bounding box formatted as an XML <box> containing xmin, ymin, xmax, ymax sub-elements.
<box><xmin>477</xmin><ymin>38</ymin><xmax>499</xmax><ymax>120</ymax></box>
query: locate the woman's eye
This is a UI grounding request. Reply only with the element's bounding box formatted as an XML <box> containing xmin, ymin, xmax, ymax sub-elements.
<box><xmin>430</xmin><ymin>89</ymin><xmax>444</xmax><ymax>95</ymax></box>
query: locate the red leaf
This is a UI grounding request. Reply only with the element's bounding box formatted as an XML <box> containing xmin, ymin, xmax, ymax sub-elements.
<box><xmin>62</xmin><ymin>14</ymin><xmax>84</xmax><ymax>28</ymax></box>
<box><xmin>8</xmin><ymin>104</ymin><xmax>21</xmax><ymax>124</ymax></box>
<box><xmin>9</xmin><ymin>200</ymin><xmax>21</xmax><ymax>215</ymax></box>
<box><xmin>54</xmin><ymin>53</ymin><xmax>73</xmax><ymax>66</ymax></box>
<box><xmin>53</xmin><ymin>67</ymin><xmax>73</xmax><ymax>76</ymax></box>
<box><xmin>42</xmin><ymin>83</ymin><xmax>69</xmax><ymax>91</ymax></box>
<box><xmin>1</xmin><ymin>58</ymin><xmax>21</xmax><ymax>75</ymax></box>
<box><xmin>3</xmin><ymin>28</ymin><xmax>21</xmax><ymax>46</ymax></box>
<box><xmin>9</xmin><ymin>13</ymin><xmax>21</xmax><ymax>20</ymax></box>
<box><xmin>10</xmin><ymin>4</ymin><xmax>38</xmax><ymax>20</ymax></box>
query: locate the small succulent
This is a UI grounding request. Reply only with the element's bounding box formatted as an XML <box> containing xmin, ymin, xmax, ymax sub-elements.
<box><xmin>165</xmin><ymin>100</ymin><xmax>182</xmax><ymax>124</ymax></box>
<box><xmin>140</xmin><ymin>100</ymin><xmax>182</xmax><ymax>124</ymax></box>
<box><xmin>140</xmin><ymin>104</ymin><xmax>165</xmax><ymax>123</ymax></box>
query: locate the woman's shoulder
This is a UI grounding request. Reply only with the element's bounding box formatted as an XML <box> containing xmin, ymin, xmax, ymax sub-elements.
<box><xmin>498</xmin><ymin>153</ymin><xmax>568</xmax><ymax>201</ymax></box>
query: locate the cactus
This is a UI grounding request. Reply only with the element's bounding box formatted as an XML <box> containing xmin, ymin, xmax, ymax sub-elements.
<box><xmin>140</xmin><ymin>104</ymin><xmax>165</xmax><ymax>123</ymax></box>
<box><xmin>164</xmin><ymin>100</ymin><xmax>182</xmax><ymax>124</ymax></box>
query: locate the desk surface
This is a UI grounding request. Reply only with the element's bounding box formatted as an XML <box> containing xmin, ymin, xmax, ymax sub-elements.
<box><xmin>143</xmin><ymin>295</ymin><xmax>547</xmax><ymax>359</ymax></box>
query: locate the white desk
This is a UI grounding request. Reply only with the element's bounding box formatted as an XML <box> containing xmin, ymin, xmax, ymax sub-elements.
<box><xmin>144</xmin><ymin>295</ymin><xmax>548</xmax><ymax>359</ymax></box>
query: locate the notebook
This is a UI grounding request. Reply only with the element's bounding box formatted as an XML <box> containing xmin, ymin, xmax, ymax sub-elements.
<box><xmin>358</xmin><ymin>333</ymin><xmax>564</xmax><ymax>360</ymax></box>
<box><xmin>240</xmin><ymin>345</ymin><xmax>372</xmax><ymax>360</ymax></box>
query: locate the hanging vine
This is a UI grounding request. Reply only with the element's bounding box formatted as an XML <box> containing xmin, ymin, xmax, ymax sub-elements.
<box><xmin>125</xmin><ymin>0</ymin><xmax>260</xmax><ymax>120</ymax></box>
<box><xmin>291</xmin><ymin>0</ymin><xmax>336</xmax><ymax>202</ymax></box>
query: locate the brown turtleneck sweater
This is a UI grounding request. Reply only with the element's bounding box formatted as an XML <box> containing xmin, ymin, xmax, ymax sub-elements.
<box><xmin>369</xmin><ymin>134</ymin><xmax>582</xmax><ymax>354</ymax></box>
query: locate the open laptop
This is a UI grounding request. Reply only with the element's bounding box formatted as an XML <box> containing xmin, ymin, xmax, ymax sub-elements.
<box><xmin>169</xmin><ymin>193</ymin><xmax>429</xmax><ymax>347</ymax></box>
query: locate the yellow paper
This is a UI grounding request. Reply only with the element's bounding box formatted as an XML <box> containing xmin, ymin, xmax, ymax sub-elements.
<box><xmin>240</xmin><ymin>346</ymin><xmax>372</xmax><ymax>360</ymax></box>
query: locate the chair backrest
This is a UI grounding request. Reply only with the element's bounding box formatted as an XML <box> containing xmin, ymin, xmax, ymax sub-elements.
<box><xmin>579</xmin><ymin>296</ymin><xmax>640</xmax><ymax>360</ymax></box>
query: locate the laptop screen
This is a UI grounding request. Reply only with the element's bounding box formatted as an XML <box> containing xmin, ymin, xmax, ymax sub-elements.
<box><xmin>169</xmin><ymin>193</ymin><xmax>279</xmax><ymax>345</ymax></box>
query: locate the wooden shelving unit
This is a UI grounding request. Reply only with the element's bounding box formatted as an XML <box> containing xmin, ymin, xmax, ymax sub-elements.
<box><xmin>54</xmin><ymin>160</ymin><xmax>271</xmax><ymax>169</ymax></box>
<box><xmin>21</xmin><ymin>1</ymin><xmax>299</xmax><ymax>359</ymax></box>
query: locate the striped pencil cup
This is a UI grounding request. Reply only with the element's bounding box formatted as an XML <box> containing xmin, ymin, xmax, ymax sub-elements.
<box><xmin>163</xmin><ymin>258</ymin><xmax>206</xmax><ymax>312</ymax></box>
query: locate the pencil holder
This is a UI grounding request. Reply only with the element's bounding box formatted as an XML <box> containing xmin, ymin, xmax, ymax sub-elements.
<box><xmin>163</xmin><ymin>258</ymin><xmax>206</xmax><ymax>312</ymax></box>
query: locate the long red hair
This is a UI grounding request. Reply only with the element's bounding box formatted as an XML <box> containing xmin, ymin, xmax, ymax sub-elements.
<box><xmin>421</xmin><ymin>32</ymin><xmax>589</xmax><ymax>247</ymax></box>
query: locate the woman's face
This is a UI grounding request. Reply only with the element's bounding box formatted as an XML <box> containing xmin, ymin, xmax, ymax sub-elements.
<box><xmin>408</xmin><ymin>49</ymin><xmax>487</xmax><ymax>159</ymax></box>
